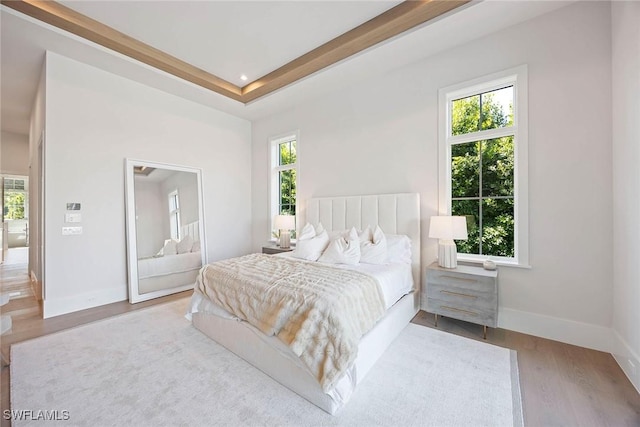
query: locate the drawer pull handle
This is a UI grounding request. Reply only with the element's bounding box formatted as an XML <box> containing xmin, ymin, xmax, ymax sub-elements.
<box><xmin>441</xmin><ymin>275</ymin><xmax>477</xmax><ymax>284</ymax></box>
<box><xmin>440</xmin><ymin>306</ymin><xmax>478</xmax><ymax>316</ymax></box>
<box><xmin>440</xmin><ymin>290</ymin><xmax>477</xmax><ymax>299</ymax></box>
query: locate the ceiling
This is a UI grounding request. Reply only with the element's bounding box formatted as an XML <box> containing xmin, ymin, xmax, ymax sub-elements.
<box><xmin>1</xmin><ymin>1</ymin><xmax>572</xmax><ymax>136</ymax></box>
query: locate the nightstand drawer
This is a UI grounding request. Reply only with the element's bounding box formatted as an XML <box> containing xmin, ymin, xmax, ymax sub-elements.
<box><xmin>428</xmin><ymin>282</ymin><xmax>497</xmax><ymax>307</ymax></box>
<box><xmin>427</xmin><ymin>269</ymin><xmax>496</xmax><ymax>293</ymax></box>
<box><xmin>427</xmin><ymin>297</ymin><xmax>497</xmax><ymax>327</ymax></box>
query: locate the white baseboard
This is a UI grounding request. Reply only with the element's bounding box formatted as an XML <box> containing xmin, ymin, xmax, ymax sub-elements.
<box><xmin>612</xmin><ymin>330</ymin><xmax>640</xmax><ymax>394</ymax></box>
<box><xmin>498</xmin><ymin>308</ymin><xmax>613</xmax><ymax>353</ymax></box>
<box><xmin>43</xmin><ymin>286</ymin><xmax>127</xmax><ymax>319</ymax></box>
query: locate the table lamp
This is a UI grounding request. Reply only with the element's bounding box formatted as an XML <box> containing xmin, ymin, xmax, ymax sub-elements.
<box><xmin>429</xmin><ymin>216</ymin><xmax>468</xmax><ymax>268</ymax></box>
<box><xmin>274</xmin><ymin>215</ymin><xmax>296</xmax><ymax>249</ymax></box>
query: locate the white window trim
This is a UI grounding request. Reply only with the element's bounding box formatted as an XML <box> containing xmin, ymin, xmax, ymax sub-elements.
<box><xmin>168</xmin><ymin>189</ymin><xmax>181</xmax><ymax>241</ymax></box>
<box><xmin>438</xmin><ymin>65</ymin><xmax>530</xmax><ymax>268</ymax></box>
<box><xmin>269</xmin><ymin>131</ymin><xmax>299</xmax><ymax>240</ymax></box>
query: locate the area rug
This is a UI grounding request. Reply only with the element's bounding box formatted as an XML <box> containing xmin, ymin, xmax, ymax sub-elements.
<box><xmin>11</xmin><ymin>298</ymin><xmax>523</xmax><ymax>426</ymax></box>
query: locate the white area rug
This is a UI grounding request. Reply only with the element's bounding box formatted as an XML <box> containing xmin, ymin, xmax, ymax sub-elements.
<box><xmin>11</xmin><ymin>299</ymin><xmax>523</xmax><ymax>426</ymax></box>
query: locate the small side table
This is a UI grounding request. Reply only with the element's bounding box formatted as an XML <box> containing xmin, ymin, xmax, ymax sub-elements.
<box><xmin>262</xmin><ymin>243</ymin><xmax>294</xmax><ymax>255</ymax></box>
<box><xmin>424</xmin><ymin>262</ymin><xmax>498</xmax><ymax>339</ymax></box>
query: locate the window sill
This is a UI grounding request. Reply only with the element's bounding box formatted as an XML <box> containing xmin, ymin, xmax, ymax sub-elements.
<box><xmin>457</xmin><ymin>256</ymin><xmax>532</xmax><ymax>270</ymax></box>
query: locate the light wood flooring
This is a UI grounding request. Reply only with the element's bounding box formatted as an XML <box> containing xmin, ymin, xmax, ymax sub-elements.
<box><xmin>1</xmin><ymin>248</ymin><xmax>639</xmax><ymax>426</ymax></box>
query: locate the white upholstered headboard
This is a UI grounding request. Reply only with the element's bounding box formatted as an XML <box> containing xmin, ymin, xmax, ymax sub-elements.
<box><xmin>181</xmin><ymin>221</ymin><xmax>200</xmax><ymax>242</ymax></box>
<box><xmin>304</xmin><ymin>193</ymin><xmax>421</xmax><ymax>291</ymax></box>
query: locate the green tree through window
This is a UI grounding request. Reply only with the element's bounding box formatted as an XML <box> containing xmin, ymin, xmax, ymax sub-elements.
<box><xmin>278</xmin><ymin>140</ymin><xmax>296</xmax><ymax>215</ymax></box>
<box><xmin>450</xmin><ymin>88</ymin><xmax>515</xmax><ymax>257</ymax></box>
<box><xmin>4</xmin><ymin>192</ymin><xmax>26</xmax><ymax>220</ymax></box>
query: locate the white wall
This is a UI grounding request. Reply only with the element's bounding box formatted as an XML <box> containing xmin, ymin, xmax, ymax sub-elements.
<box><xmin>1</xmin><ymin>131</ymin><xmax>29</xmax><ymax>176</ymax></box>
<box><xmin>43</xmin><ymin>52</ymin><xmax>252</xmax><ymax>317</ymax></box>
<box><xmin>133</xmin><ymin>179</ymin><xmax>166</xmax><ymax>258</ymax></box>
<box><xmin>252</xmin><ymin>2</ymin><xmax>614</xmax><ymax>351</ymax></box>
<box><xmin>611</xmin><ymin>1</ymin><xmax>640</xmax><ymax>393</ymax></box>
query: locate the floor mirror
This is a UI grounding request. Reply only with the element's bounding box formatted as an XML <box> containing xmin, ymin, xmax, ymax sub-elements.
<box><xmin>125</xmin><ymin>159</ymin><xmax>206</xmax><ymax>303</ymax></box>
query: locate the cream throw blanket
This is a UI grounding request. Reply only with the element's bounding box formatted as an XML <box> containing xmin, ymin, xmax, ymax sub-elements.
<box><xmin>196</xmin><ymin>253</ymin><xmax>386</xmax><ymax>392</ymax></box>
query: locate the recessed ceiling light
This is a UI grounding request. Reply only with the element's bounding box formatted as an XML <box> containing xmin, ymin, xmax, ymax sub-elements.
<box><xmin>240</xmin><ymin>75</ymin><xmax>248</xmax><ymax>81</ymax></box>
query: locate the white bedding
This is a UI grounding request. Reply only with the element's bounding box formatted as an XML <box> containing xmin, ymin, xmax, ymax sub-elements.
<box><xmin>188</xmin><ymin>255</ymin><xmax>413</xmax><ymax>319</ymax></box>
<box><xmin>278</xmin><ymin>253</ymin><xmax>414</xmax><ymax>310</ymax></box>
<box><xmin>137</xmin><ymin>252</ymin><xmax>202</xmax><ymax>280</ymax></box>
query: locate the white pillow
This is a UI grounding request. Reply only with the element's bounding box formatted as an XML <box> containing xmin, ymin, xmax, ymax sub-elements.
<box><xmin>297</xmin><ymin>222</ymin><xmax>317</xmax><ymax>241</ymax></box>
<box><xmin>291</xmin><ymin>223</ymin><xmax>330</xmax><ymax>261</ymax></box>
<box><xmin>319</xmin><ymin>227</ymin><xmax>361</xmax><ymax>265</ymax></box>
<box><xmin>191</xmin><ymin>241</ymin><xmax>201</xmax><ymax>252</ymax></box>
<box><xmin>160</xmin><ymin>239</ymin><xmax>178</xmax><ymax>256</ymax></box>
<box><xmin>386</xmin><ymin>234</ymin><xmax>412</xmax><ymax>264</ymax></box>
<box><xmin>176</xmin><ymin>235</ymin><xmax>194</xmax><ymax>254</ymax></box>
<box><xmin>359</xmin><ymin>225</ymin><xmax>388</xmax><ymax>265</ymax></box>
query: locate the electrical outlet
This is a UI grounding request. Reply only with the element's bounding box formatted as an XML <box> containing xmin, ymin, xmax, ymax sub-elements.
<box><xmin>65</xmin><ymin>213</ymin><xmax>82</xmax><ymax>223</ymax></box>
<box><xmin>62</xmin><ymin>226</ymin><xmax>83</xmax><ymax>236</ymax></box>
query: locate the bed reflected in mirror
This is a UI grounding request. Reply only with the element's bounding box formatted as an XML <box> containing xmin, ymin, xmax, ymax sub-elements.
<box><xmin>125</xmin><ymin>159</ymin><xmax>206</xmax><ymax>303</ymax></box>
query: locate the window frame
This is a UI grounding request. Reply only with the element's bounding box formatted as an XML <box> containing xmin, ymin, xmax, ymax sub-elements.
<box><xmin>168</xmin><ymin>189</ymin><xmax>181</xmax><ymax>241</ymax></box>
<box><xmin>269</xmin><ymin>131</ymin><xmax>299</xmax><ymax>239</ymax></box>
<box><xmin>438</xmin><ymin>65</ymin><xmax>529</xmax><ymax>268</ymax></box>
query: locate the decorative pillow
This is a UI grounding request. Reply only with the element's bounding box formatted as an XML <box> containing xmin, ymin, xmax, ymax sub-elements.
<box><xmin>191</xmin><ymin>241</ymin><xmax>201</xmax><ymax>252</ymax></box>
<box><xmin>296</xmin><ymin>222</ymin><xmax>317</xmax><ymax>241</ymax></box>
<box><xmin>359</xmin><ymin>225</ymin><xmax>388</xmax><ymax>264</ymax></box>
<box><xmin>176</xmin><ymin>235</ymin><xmax>194</xmax><ymax>254</ymax></box>
<box><xmin>161</xmin><ymin>239</ymin><xmax>178</xmax><ymax>256</ymax></box>
<box><xmin>291</xmin><ymin>223</ymin><xmax>330</xmax><ymax>261</ymax></box>
<box><xmin>386</xmin><ymin>234</ymin><xmax>412</xmax><ymax>264</ymax></box>
<box><xmin>319</xmin><ymin>227</ymin><xmax>361</xmax><ymax>265</ymax></box>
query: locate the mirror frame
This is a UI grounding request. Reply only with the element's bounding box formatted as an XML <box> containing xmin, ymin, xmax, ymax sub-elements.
<box><xmin>125</xmin><ymin>158</ymin><xmax>206</xmax><ymax>303</ymax></box>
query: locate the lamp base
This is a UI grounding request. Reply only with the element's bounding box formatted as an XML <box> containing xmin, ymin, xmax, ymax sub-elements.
<box><xmin>279</xmin><ymin>230</ymin><xmax>291</xmax><ymax>249</ymax></box>
<box><xmin>437</xmin><ymin>239</ymin><xmax>458</xmax><ymax>268</ymax></box>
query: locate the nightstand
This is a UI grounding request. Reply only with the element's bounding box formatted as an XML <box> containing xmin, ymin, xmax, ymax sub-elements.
<box><xmin>262</xmin><ymin>243</ymin><xmax>294</xmax><ymax>255</ymax></box>
<box><xmin>424</xmin><ymin>261</ymin><xmax>498</xmax><ymax>339</ymax></box>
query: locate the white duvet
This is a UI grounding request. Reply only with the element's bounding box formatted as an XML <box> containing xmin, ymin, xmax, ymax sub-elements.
<box><xmin>137</xmin><ymin>252</ymin><xmax>202</xmax><ymax>280</ymax></box>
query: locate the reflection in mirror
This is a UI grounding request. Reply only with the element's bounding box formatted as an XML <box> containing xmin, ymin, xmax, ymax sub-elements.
<box><xmin>125</xmin><ymin>159</ymin><xmax>206</xmax><ymax>303</ymax></box>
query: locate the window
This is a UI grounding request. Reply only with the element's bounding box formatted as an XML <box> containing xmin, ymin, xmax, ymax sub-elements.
<box><xmin>438</xmin><ymin>66</ymin><xmax>529</xmax><ymax>266</ymax></box>
<box><xmin>270</xmin><ymin>132</ymin><xmax>298</xmax><ymax>236</ymax></box>
<box><xmin>3</xmin><ymin>177</ymin><xmax>28</xmax><ymax>220</ymax></box>
<box><xmin>168</xmin><ymin>190</ymin><xmax>181</xmax><ymax>240</ymax></box>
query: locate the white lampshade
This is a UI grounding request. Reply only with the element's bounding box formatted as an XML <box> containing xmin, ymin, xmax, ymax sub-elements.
<box><xmin>429</xmin><ymin>216</ymin><xmax>468</xmax><ymax>269</ymax></box>
<box><xmin>429</xmin><ymin>216</ymin><xmax>468</xmax><ymax>240</ymax></box>
<box><xmin>274</xmin><ymin>214</ymin><xmax>296</xmax><ymax>231</ymax></box>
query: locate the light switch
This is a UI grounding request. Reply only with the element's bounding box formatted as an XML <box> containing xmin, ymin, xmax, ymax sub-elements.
<box><xmin>62</xmin><ymin>226</ymin><xmax>83</xmax><ymax>235</ymax></box>
<box><xmin>65</xmin><ymin>213</ymin><xmax>82</xmax><ymax>223</ymax></box>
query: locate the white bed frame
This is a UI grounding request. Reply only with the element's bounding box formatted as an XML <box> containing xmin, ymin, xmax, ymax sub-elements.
<box><xmin>192</xmin><ymin>193</ymin><xmax>421</xmax><ymax>414</ymax></box>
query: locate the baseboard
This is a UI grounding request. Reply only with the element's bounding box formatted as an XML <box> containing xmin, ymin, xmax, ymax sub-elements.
<box><xmin>612</xmin><ymin>330</ymin><xmax>640</xmax><ymax>394</ymax></box>
<box><xmin>43</xmin><ymin>286</ymin><xmax>127</xmax><ymax>318</ymax></box>
<box><xmin>498</xmin><ymin>308</ymin><xmax>613</xmax><ymax>353</ymax></box>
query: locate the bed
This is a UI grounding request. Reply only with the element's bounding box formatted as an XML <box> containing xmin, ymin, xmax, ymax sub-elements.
<box><xmin>137</xmin><ymin>221</ymin><xmax>202</xmax><ymax>294</ymax></box>
<box><xmin>187</xmin><ymin>193</ymin><xmax>420</xmax><ymax>414</ymax></box>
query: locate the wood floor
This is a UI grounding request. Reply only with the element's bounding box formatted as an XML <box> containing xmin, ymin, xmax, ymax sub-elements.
<box><xmin>1</xmin><ymin>248</ymin><xmax>639</xmax><ymax>426</ymax></box>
